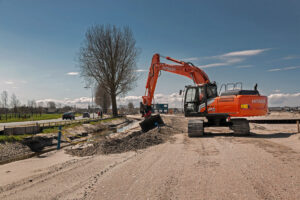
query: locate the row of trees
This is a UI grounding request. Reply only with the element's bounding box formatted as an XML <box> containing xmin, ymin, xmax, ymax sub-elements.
<box><xmin>0</xmin><ymin>91</ymin><xmax>63</xmax><ymax>120</ymax></box>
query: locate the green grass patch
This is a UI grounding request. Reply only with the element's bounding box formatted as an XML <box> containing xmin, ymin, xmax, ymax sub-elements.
<box><xmin>0</xmin><ymin>134</ymin><xmax>32</xmax><ymax>143</ymax></box>
<box><xmin>0</xmin><ymin>113</ymin><xmax>63</xmax><ymax>123</ymax></box>
<box><xmin>42</xmin><ymin>121</ymin><xmax>84</xmax><ymax>134</ymax></box>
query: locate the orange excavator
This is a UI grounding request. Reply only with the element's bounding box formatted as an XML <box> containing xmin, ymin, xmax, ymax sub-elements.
<box><xmin>140</xmin><ymin>54</ymin><xmax>268</xmax><ymax>137</ymax></box>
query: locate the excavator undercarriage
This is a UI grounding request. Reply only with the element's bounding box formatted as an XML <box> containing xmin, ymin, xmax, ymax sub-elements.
<box><xmin>187</xmin><ymin>118</ymin><xmax>250</xmax><ymax>137</ymax></box>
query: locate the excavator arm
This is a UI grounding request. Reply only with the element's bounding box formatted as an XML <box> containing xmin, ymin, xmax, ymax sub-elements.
<box><xmin>142</xmin><ymin>54</ymin><xmax>210</xmax><ymax>108</ymax></box>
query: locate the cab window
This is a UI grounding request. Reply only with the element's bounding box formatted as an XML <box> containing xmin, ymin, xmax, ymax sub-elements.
<box><xmin>185</xmin><ymin>88</ymin><xmax>197</xmax><ymax>102</ymax></box>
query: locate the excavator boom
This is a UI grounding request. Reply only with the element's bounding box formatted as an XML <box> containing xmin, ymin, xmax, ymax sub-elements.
<box><xmin>142</xmin><ymin>54</ymin><xmax>210</xmax><ymax>107</ymax></box>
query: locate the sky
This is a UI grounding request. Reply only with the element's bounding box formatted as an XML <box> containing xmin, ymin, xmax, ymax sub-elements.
<box><xmin>0</xmin><ymin>0</ymin><xmax>300</xmax><ymax>108</ymax></box>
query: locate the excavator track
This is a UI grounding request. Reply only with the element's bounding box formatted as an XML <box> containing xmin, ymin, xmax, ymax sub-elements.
<box><xmin>188</xmin><ymin>119</ymin><xmax>204</xmax><ymax>137</ymax></box>
<box><xmin>230</xmin><ymin>118</ymin><xmax>250</xmax><ymax>135</ymax></box>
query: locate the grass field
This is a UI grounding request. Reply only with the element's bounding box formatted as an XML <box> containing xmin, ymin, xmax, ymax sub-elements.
<box><xmin>0</xmin><ymin>113</ymin><xmax>81</xmax><ymax>123</ymax></box>
<box><xmin>0</xmin><ymin>114</ymin><xmax>62</xmax><ymax>123</ymax></box>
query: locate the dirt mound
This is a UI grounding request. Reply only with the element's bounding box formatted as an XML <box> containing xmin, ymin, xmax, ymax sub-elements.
<box><xmin>66</xmin><ymin>126</ymin><xmax>177</xmax><ymax>157</ymax></box>
<box><xmin>0</xmin><ymin>142</ymin><xmax>32</xmax><ymax>163</ymax></box>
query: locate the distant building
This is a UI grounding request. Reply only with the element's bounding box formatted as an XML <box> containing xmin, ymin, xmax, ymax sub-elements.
<box><xmin>152</xmin><ymin>104</ymin><xmax>168</xmax><ymax>114</ymax></box>
<box><xmin>268</xmin><ymin>106</ymin><xmax>300</xmax><ymax>112</ymax></box>
<box><xmin>268</xmin><ymin>107</ymin><xmax>283</xmax><ymax>111</ymax></box>
<box><xmin>46</xmin><ymin>107</ymin><xmax>57</xmax><ymax>113</ymax></box>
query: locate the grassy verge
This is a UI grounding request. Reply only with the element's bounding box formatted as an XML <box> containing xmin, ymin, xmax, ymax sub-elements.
<box><xmin>42</xmin><ymin>117</ymin><xmax>119</xmax><ymax>133</ymax></box>
<box><xmin>0</xmin><ymin>117</ymin><xmax>120</xmax><ymax>142</ymax></box>
<box><xmin>0</xmin><ymin>134</ymin><xmax>32</xmax><ymax>143</ymax></box>
<box><xmin>0</xmin><ymin>114</ymin><xmax>63</xmax><ymax>123</ymax></box>
<box><xmin>42</xmin><ymin>121</ymin><xmax>85</xmax><ymax>133</ymax></box>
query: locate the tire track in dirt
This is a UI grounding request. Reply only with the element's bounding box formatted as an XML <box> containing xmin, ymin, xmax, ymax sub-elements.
<box><xmin>217</xmin><ymin>135</ymin><xmax>300</xmax><ymax>200</ymax></box>
<box><xmin>0</xmin><ymin>152</ymin><xmax>137</xmax><ymax>200</ymax></box>
<box><xmin>0</xmin><ymin>157</ymin><xmax>89</xmax><ymax>196</ymax></box>
<box><xmin>56</xmin><ymin>153</ymin><xmax>138</xmax><ymax>200</ymax></box>
<box><xmin>233</xmin><ymin>137</ymin><xmax>300</xmax><ymax>164</ymax></box>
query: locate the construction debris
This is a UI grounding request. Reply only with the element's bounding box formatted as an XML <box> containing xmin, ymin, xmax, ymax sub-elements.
<box><xmin>66</xmin><ymin>126</ymin><xmax>178</xmax><ymax>157</ymax></box>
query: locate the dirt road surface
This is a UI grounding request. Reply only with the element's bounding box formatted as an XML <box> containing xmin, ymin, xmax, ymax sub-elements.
<box><xmin>0</xmin><ymin>115</ymin><xmax>299</xmax><ymax>200</ymax></box>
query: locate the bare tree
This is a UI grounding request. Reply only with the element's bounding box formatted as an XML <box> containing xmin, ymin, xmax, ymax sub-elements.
<box><xmin>47</xmin><ymin>101</ymin><xmax>56</xmax><ymax>110</ymax></box>
<box><xmin>95</xmin><ymin>83</ymin><xmax>111</xmax><ymax>114</ymax></box>
<box><xmin>37</xmin><ymin>102</ymin><xmax>44</xmax><ymax>116</ymax></box>
<box><xmin>11</xmin><ymin>93</ymin><xmax>21</xmax><ymax>114</ymax></box>
<box><xmin>37</xmin><ymin>102</ymin><xmax>44</xmax><ymax>108</ymax></box>
<box><xmin>1</xmin><ymin>91</ymin><xmax>8</xmax><ymax>109</ymax></box>
<box><xmin>79</xmin><ymin>25</ymin><xmax>138</xmax><ymax>116</ymax></box>
<box><xmin>27</xmin><ymin>100</ymin><xmax>37</xmax><ymax>116</ymax></box>
<box><xmin>127</xmin><ymin>102</ymin><xmax>134</xmax><ymax>114</ymax></box>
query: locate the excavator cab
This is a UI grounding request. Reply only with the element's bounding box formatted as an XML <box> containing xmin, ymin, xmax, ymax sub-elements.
<box><xmin>184</xmin><ymin>83</ymin><xmax>218</xmax><ymax>116</ymax></box>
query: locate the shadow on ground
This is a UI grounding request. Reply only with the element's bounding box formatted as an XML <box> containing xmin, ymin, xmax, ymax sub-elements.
<box><xmin>199</xmin><ymin>132</ymin><xmax>295</xmax><ymax>139</ymax></box>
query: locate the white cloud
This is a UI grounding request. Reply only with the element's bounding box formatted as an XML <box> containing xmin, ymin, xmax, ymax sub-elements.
<box><xmin>197</xmin><ymin>48</ymin><xmax>269</xmax><ymax>69</ymax></box>
<box><xmin>135</xmin><ymin>69</ymin><xmax>148</xmax><ymax>72</ymax></box>
<box><xmin>220</xmin><ymin>49</ymin><xmax>270</xmax><ymax>57</ymax></box>
<box><xmin>200</xmin><ymin>57</ymin><xmax>245</xmax><ymax>68</ymax></box>
<box><xmin>4</xmin><ymin>81</ymin><xmax>14</xmax><ymax>85</ymax></box>
<box><xmin>36</xmin><ymin>93</ymin><xmax>183</xmax><ymax>109</ymax></box>
<box><xmin>236</xmin><ymin>65</ymin><xmax>253</xmax><ymax>69</ymax></box>
<box><xmin>36</xmin><ymin>97</ymin><xmax>92</xmax><ymax>108</ymax></box>
<box><xmin>282</xmin><ymin>55</ymin><xmax>300</xmax><ymax>60</ymax></box>
<box><xmin>267</xmin><ymin>66</ymin><xmax>300</xmax><ymax>72</ymax></box>
<box><xmin>199</xmin><ymin>62</ymin><xmax>228</xmax><ymax>68</ymax></box>
<box><xmin>66</xmin><ymin>72</ymin><xmax>79</xmax><ymax>76</ymax></box>
<box><xmin>268</xmin><ymin>93</ymin><xmax>300</xmax><ymax>107</ymax></box>
<box><xmin>36</xmin><ymin>91</ymin><xmax>300</xmax><ymax>109</ymax></box>
<box><xmin>268</xmin><ymin>68</ymin><xmax>281</xmax><ymax>72</ymax></box>
<box><xmin>273</xmin><ymin>89</ymin><xmax>281</xmax><ymax>93</ymax></box>
<box><xmin>117</xmin><ymin>93</ymin><xmax>183</xmax><ymax>108</ymax></box>
<box><xmin>181</xmin><ymin>57</ymin><xmax>199</xmax><ymax>62</ymax></box>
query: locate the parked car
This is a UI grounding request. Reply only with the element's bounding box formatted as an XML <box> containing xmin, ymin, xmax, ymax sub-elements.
<box><xmin>62</xmin><ymin>112</ymin><xmax>75</xmax><ymax>120</ymax></box>
<box><xmin>82</xmin><ymin>112</ymin><xmax>90</xmax><ymax>118</ymax></box>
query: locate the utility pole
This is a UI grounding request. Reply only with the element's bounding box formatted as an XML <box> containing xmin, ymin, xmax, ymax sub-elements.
<box><xmin>84</xmin><ymin>86</ymin><xmax>94</xmax><ymax>119</ymax></box>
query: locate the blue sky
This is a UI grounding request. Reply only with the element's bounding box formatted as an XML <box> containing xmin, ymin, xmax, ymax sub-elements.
<box><xmin>0</xmin><ymin>0</ymin><xmax>300</xmax><ymax>107</ymax></box>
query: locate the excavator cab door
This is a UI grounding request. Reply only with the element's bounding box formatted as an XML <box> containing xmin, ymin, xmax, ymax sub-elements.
<box><xmin>184</xmin><ymin>83</ymin><xmax>218</xmax><ymax>117</ymax></box>
<box><xmin>184</xmin><ymin>86</ymin><xmax>201</xmax><ymax>115</ymax></box>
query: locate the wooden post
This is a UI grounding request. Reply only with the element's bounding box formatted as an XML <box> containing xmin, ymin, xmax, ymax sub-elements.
<box><xmin>297</xmin><ymin>120</ymin><xmax>300</xmax><ymax>133</ymax></box>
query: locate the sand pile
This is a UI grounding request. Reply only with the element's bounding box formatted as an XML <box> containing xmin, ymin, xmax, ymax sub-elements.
<box><xmin>66</xmin><ymin>126</ymin><xmax>177</xmax><ymax>157</ymax></box>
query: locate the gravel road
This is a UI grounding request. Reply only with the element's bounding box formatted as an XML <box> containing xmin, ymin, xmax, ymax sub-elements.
<box><xmin>0</xmin><ymin>115</ymin><xmax>299</xmax><ymax>200</ymax></box>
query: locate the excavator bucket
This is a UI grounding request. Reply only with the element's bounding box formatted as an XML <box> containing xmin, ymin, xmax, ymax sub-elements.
<box><xmin>139</xmin><ymin>114</ymin><xmax>164</xmax><ymax>132</ymax></box>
